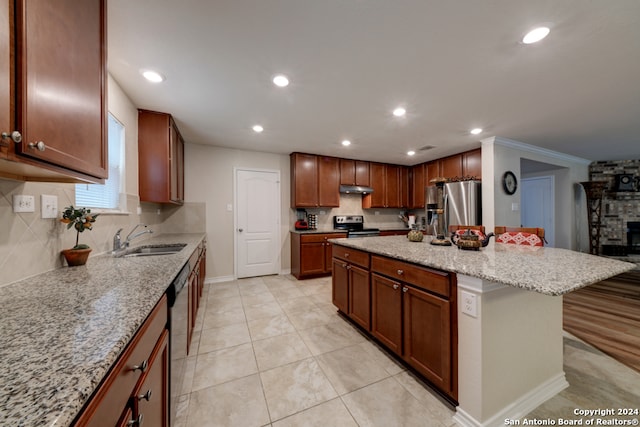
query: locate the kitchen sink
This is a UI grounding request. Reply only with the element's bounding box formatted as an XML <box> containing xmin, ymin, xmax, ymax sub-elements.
<box><xmin>124</xmin><ymin>243</ymin><xmax>187</xmax><ymax>257</ymax></box>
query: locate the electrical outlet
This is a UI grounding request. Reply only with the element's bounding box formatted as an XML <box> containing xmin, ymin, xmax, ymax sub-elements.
<box><xmin>227</xmin><ymin>204</ymin><xmax>233</xmax><ymax>212</ymax></box>
<box><xmin>41</xmin><ymin>194</ymin><xmax>58</xmax><ymax>218</ymax></box>
<box><xmin>461</xmin><ymin>291</ymin><xmax>478</xmax><ymax>318</ymax></box>
<box><xmin>13</xmin><ymin>195</ymin><xmax>35</xmax><ymax>213</ymax></box>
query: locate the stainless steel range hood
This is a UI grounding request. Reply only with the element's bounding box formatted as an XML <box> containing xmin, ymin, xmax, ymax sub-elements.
<box><xmin>339</xmin><ymin>185</ymin><xmax>374</xmax><ymax>194</ymax></box>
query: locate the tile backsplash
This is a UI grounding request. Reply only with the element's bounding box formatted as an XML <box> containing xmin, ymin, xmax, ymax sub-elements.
<box><xmin>0</xmin><ymin>179</ymin><xmax>205</xmax><ymax>288</ymax></box>
<box><xmin>589</xmin><ymin>159</ymin><xmax>640</xmax><ymax>248</ymax></box>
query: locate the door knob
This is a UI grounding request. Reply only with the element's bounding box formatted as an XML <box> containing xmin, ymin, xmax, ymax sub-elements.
<box><xmin>238</xmin><ymin>228</ymin><xmax>243</xmax><ymax>232</ymax></box>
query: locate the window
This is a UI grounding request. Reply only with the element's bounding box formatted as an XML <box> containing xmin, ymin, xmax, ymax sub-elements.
<box><xmin>75</xmin><ymin>113</ymin><xmax>126</xmax><ymax>211</ymax></box>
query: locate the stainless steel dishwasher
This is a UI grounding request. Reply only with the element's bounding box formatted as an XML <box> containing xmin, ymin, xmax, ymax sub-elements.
<box><xmin>167</xmin><ymin>263</ymin><xmax>190</xmax><ymax>426</ymax></box>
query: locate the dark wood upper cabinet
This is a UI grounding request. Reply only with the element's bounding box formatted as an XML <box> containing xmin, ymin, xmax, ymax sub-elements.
<box><xmin>441</xmin><ymin>154</ymin><xmax>463</xmax><ymax>179</ymax></box>
<box><xmin>0</xmin><ymin>0</ymin><xmax>9</xmax><ymax>161</ymax></box>
<box><xmin>1</xmin><ymin>0</ymin><xmax>107</xmax><ymax>182</ymax></box>
<box><xmin>138</xmin><ymin>110</ymin><xmax>185</xmax><ymax>204</ymax></box>
<box><xmin>340</xmin><ymin>159</ymin><xmax>370</xmax><ymax>186</ymax></box>
<box><xmin>363</xmin><ymin>163</ymin><xmax>404</xmax><ymax>208</ymax></box>
<box><xmin>409</xmin><ymin>163</ymin><xmax>426</xmax><ymax>209</ymax></box>
<box><xmin>427</xmin><ymin>160</ymin><xmax>441</xmax><ymax>184</ymax></box>
<box><xmin>462</xmin><ymin>148</ymin><xmax>481</xmax><ymax>179</ymax></box>
<box><xmin>291</xmin><ymin>153</ymin><xmax>339</xmax><ymax>208</ymax></box>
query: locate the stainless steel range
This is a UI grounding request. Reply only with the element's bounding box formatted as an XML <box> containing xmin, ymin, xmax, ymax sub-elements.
<box><xmin>333</xmin><ymin>215</ymin><xmax>380</xmax><ymax>238</ymax></box>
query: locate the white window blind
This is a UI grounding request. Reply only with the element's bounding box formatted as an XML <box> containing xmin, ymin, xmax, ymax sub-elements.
<box><xmin>75</xmin><ymin>113</ymin><xmax>125</xmax><ymax>210</ymax></box>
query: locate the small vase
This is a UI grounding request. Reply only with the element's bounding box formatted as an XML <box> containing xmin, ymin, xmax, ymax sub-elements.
<box><xmin>407</xmin><ymin>229</ymin><xmax>424</xmax><ymax>242</ymax></box>
<box><xmin>62</xmin><ymin>248</ymin><xmax>92</xmax><ymax>266</ymax></box>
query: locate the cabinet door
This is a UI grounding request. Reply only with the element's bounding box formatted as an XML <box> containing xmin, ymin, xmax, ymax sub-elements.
<box><xmin>318</xmin><ymin>156</ymin><xmax>340</xmax><ymax>207</ymax></box>
<box><xmin>291</xmin><ymin>153</ymin><xmax>318</xmax><ymax>207</ymax></box>
<box><xmin>385</xmin><ymin>165</ymin><xmax>402</xmax><ymax>208</ymax></box>
<box><xmin>463</xmin><ymin>148</ymin><xmax>481</xmax><ymax>179</ymax></box>
<box><xmin>169</xmin><ymin>120</ymin><xmax>185</xmax><ymax>203</ymax></box>
<box><xmin>410</xmin><ymin>164</ymin><xmax>425</xmax><ymax>208</ymax></box>
<box><xmin>367</xmin><ymin>163</ymin><xmax>386</xmax><ymax>207</ymax></box>
<box><xmin>15</xmin><ymin>0</ymin><xmax>107</xmax><ymax>179</ymax></box>
<box><xmin>403</xmin><ymin>286</ymin><xmax>451</xmax><ymax>392</ymax></box>
<box><xmin>187</xmin><ymin>272</ymin><xmax>197</xmax><ymax>353</ymax></box>
<box><xmin>348</xmin><ymin>265</ymin><xmax>370</xmax><ymax>330</ymax></box>
<box><xmin>441</xmin><ymin>154</ymin><xmax>462</xmax><ymax>179</ymax></box>
<box><xmin>371</xmin><ymin>273</ymin><xmax>402</xmax><ymax>354</ymax></box>
<box><xmin>324</xmin><ymin>241</ymin><xmax>334</xmax><ymax>274</ymax></box>
<box><xmin>0</xmin><ymin>0</ymin><xmax>9</xmax><ymax>160</ymax></box>
<box><xmin>134</xmin><ymin>330</ymin><xmax>169</xmax><ymax>427</ymax></box>
<box><xmin>300</xmin><ymin>242</ymin><xmax>326</xmax><ymax>275</ymax></box>
<box><xmin>355</xmin><ymin>161</ymin><xmax>370</xmax><ymax>186</ymax></box>
<box><xmin>426</xmin><ymin>160</ymin><xmax>441</xmax><ymax>184</ymax></box>
<box><xmin>340</xmin><ymin>159</ymin><xmax>355</xmax><ymax>185</ymax></box>
<box><xmin>332</xmin><ymin>259</ymin><xmax>349</xmax><ymax>313</ymax></box>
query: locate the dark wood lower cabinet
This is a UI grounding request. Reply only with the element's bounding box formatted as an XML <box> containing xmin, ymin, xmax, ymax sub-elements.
<box><xmin>333</xmin><ymin>247</ymin><xmax>457</xmax><ymax>402</ymax></box>
<box><xmin>292</xmin><ymin>232</ymin><xmax>347</xmax><ymax>279</ymax></box>
<box><xmin>133</xmin><ymin>330</ymin><xmax>169</xmax><ymax>427</ymax></box>
<box><xmin>403</xmin><ymin>285</ymin><xmax>451</xmax><ymax>393</ymax></box>
<box><xmin>371</xmin><ymin>273</ymin><xmax>403</xmax><ymax>354</ymax></box>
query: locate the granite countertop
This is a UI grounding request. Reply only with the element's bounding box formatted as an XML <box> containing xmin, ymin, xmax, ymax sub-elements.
<box><xmin>0</xmin><ymin>233</ymin><xmax>206</xmax><ymax>427</ymax></box>
<box><xmin>331</xmin><ymin>235</ymin><xmax>636</xmax><ymax>296</ymax></box>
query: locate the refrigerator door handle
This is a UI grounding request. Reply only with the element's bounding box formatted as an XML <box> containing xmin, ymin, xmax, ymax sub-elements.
<box><xmin>443</xmin><ymin>193</ymin><xmax>449</xmax><ymax>235</ymax></box>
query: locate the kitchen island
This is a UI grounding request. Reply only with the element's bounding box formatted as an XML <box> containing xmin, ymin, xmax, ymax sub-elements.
<box><xmin>0</xmin><ymin>233</ymin><xmax>206</xmax><ymax>427</ymax></box>
<box><xmin>330</xmin><ymin>236</ymin><xmax>635</xmax><ymax>427</ymax></box>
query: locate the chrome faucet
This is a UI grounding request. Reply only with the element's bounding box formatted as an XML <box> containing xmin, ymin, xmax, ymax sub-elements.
<box><xmin>113</xmin><ymin>224</ymin><xmax>153</xmax><ymax>256</ymax></box>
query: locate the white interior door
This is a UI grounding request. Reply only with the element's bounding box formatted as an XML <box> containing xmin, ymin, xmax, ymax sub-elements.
<box><xmin>521</xmin><ymin>176</ymin><xmax>555</xmax><ymax>247</ymax></box>
<box><xmin>235</xmin><ymin>169</ymin><xmax>280</xmax><ymax>278</ymax></box>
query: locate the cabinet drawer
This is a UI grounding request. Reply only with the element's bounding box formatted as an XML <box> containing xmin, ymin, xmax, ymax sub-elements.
<box><xmin>76</xmin><ymin>295</ymin><xmax>168</xmax><ymax>426</ymax></box>
<box><xmin>371</xmin><ymin>256</ymin><xmax>450</xmax><ymax>298</ymax></box>
<box><xmin>300</xmin><ymin>233</ymin><xmax>346</xmax><ymax>243</ymax></box>
<box><xmin>332</xmin><ymin>245</ymin><xmax>370</xmax><ymax>269</ymax></box>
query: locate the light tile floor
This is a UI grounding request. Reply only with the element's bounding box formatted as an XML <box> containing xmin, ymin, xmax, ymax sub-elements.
<box><xmin>176</xmin><ymin>275</ymin><xmax>640</xmax><ymax>427</ymax></box>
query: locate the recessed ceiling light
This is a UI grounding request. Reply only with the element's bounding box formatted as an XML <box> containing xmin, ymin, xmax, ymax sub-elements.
<box><xmin>407</xmin><ymin>150</ymin><xmax>416</xmax><ymax>156</ymax></box>
<box><xmin>470</xmin><ymin>128</ymin><xmax>483</xmax><ymax>135</ymax></box>
<box><xmin>522</xmin><ymin>27</ymin><xmax>550</xmax><ymax>44</ymax></box>
<box><xmin>141</xmin><ymin>70</ymin><xmax>165</xmax><ymax>83</ymax></box>
<box><xmin>341</xmin><ymin>140</ymin><xmax>351</xmax><ymax>146</ymax></box>
<box><xmin>393</xmin><ymin>107</ymin><xmax>406</xmax><ymax>117</ymax></box>
<box><xmin>272</xmin><ymin>74</ymin><xmax>289</xmax><ymax>87</ymax></box>
<box><xmin>252</xmin><ymin>125</ymin><xmax>264</xmax><ymax>133</ymax></box>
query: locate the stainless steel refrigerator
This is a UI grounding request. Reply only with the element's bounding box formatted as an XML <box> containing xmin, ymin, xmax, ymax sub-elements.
<box><xmin>426</xmin><ymin>180</ymin><xmax>481</xmax><ymax>229</ymax></box>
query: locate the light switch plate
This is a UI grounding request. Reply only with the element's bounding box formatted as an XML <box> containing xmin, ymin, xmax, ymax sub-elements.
<box><xmin>13</xmin><ymin>195</ymin><xmax>35</xmax><ymax>213</ymax></box>
<box><xmin>41</xmin><ymin>194</ymin><xmax>58</xmax><ymax>218</ymax></box>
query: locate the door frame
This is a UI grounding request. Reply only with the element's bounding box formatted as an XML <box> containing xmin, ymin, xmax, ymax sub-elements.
<box><xmin>233</xmin><ymin>167</ymin><xmax>281</xmax><ymax>278</ymax></box>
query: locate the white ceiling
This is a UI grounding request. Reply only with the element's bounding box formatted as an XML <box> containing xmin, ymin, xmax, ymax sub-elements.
<box><xmin>107</xmin><ymin>0</ymin><xmax>640</xmax><ymax>166</ymax></box>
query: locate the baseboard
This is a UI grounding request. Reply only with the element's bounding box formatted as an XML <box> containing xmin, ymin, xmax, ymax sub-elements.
<box><xmin>205</xmin><ymin>275</ymin><xmax>235</xmax><ymax>284</ymax></box>
<box><xmin>453</xmin><ymin>373</ymin><xmax>569</xmax><ymax>427</ymax></box>
<box><xmin>280</xmin><ymin>268</ymin><xmax>291</xmax><ymax>275</ymax></box>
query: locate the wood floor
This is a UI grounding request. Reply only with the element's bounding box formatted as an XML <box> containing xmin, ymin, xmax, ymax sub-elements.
<box><xmin>563</xmin><ymin>270</ymin><xmax>640</xmax><ymax>373</ymax></box>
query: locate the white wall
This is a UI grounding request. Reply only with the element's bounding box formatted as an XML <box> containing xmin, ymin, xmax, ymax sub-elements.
<box><xmin>184</xmin><ymin>144</ymin><xmax>291</xmax><ymax>280</ymax></box>
<box><xmin>481</xmin><ymin>137</ymin><xmax>590</xmax><ymax>250</ymax></box>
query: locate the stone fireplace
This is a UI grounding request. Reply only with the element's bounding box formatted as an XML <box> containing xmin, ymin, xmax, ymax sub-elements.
<box><xmin>589</xmin><ymin>159</ymin><xmax>640</xmax><ymax>256</ymax></box>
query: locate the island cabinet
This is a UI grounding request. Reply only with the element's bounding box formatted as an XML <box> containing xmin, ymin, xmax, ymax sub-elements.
<box><xmin>332</xmin><ymin>246</ymin><xmax>371</xmax><ymax>330</ymax></box>
<box><xmin>370</xmin><ymin>255</ymin><xmax>457</xmax><ymax>400</ymax></box>
<box><xmin>363</xmin><ymin>162</ymin><xmax>404</xmax><ymax>208</ymax></box>
<box><xmin>1</xmin><ymin>0</ymin><xmax>108</xmax><ymax>183</ymax></box>
<box><xmin>138</xmin><ymin>110</ymin><xmax>185</xmax><ymax>204</ymax></box>
<box><xmin>75</xmin><ymin>295</ymin><xmax>169</xmax><ymax>427</ymax></box>
<box><xmin>291</xmin><ymin>153</ymin><xmax>340</xmax><ymax>208</ymax></box>
<box><xmin>291</xmin><ymin>232</ymin><xmax>347</xmax><ymax>279</ymax></box>
<box><xmin>340</xmin><ymin>159</ymin><xmax>370</xmax><ymax>186</ymax></box>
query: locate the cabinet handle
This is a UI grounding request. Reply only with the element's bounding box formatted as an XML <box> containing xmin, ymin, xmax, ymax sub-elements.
<box><xmin>344</xmin><ymin>253</ymin><xmax>349</xmax><ymax>257</ymax></box>
<box><xmin>346</xmin><ymin>265</ymin><xmax>351</xmax><ymax>270</ymax></box>
<box><xmin>132</xmin><ymin>360</ymin><xmax>148</xmax><ymax>373</ymax></box>
<box><xmin>138</xmin><ymin>389</ymin><xmax>152</xmax><ymax>401</ymax></box>
<box><xmin>28</xmin><ymin>141</ymin><xmax>46</xmax><ymax>151</ymax></box>
<box><xmin>127</xmin><ymin>414</ymin><xmax>143</xmax><ymax>426</ymax></box>
<box><xmin>402</xmin><ymin>286</ymin><xmax>408</xmax><ymax>293</ymax></box>
<box><xmin>1</xmin><ymin>131</ymin><xmax>22</xmax><ymax>144</ymax></box>
<box><xmin>397</xmin><ymin>269</ymin><xmax>404</xmax><ymax>275</ymax></box>
<box><xmin>393</xmin><ymin>284</ymin><xmax>399</xmax><ymax>290</ymax></box>
<box><xmin>342</xmin><ymin>263</ymin><xmax>347</xmax><ymax>268</ymax></box>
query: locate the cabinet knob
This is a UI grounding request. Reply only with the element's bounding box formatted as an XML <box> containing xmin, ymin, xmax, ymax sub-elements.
<box><xmin>397</xmin><ymin>269</ymin><xmax>404</xmax><ymax>275</ymax></box>
<box><xmin>402</xmin><ymin>286</ymin><xmax>409</xmax><ymax>293</ymax></box>
<box><xmin>393</xmin><ymin>284</ymin><xmax>399</xmax><ymax>290</ymax></box>
<box><xmin>344</xmin><ymin>253</ymin><xmax>349</xmax><ymax>257</ymax></box>
<box><xmin>28</xmin><ymin>141</ymin><xmax>46</xmax><ymax>151</ymax></box>
<box><xmin>1</xmin><ymin>131</ymin><xmax>22</xmax><ymax>144</ymax></box>
<box><xmin>127</xmin><ymin>413</ymin><xmax>143</xmax><ymax>426</ymax></box>
<box><xmin>138</xmin><ymin>389</ymin><xmax>152</xmax><ymax>401</ymax></box>
<box><xmin>132</xmin><ymin>359</ymin><xmax>148</xmax><ymax>373</ymax></box>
